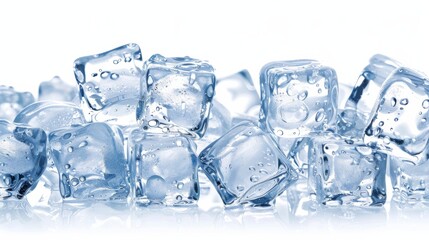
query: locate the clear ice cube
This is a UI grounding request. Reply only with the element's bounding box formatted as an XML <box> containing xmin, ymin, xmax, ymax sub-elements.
<box><xmin>73</xmin><ymin>43</ymin><xmax>143</xmax><ymax>127</ymax></box>
<box><xmin>194</xmin><ymin>100</ymin><xmax>232</xmax><ymax>153</ymax></box>
<box><xmin>129</xmin><ymin>130</ymin><xmax>199</xmax><ymax>206</ymax></box>
<box><xmin>308</xmin><ymin>136</ymin><xmax>387</xmax><ymax>206</ymax></box>
<box><xmin>14</xmin><ymin>101</ymin><xmax>87</xmax><ymax>205</ymax></box>
<box><xmin>215</xmin><ymin>70</ymin><xmax>260</xmax><ymax>123</ymax></box>
<box><xmin>337</xmin><ymin>54</ymin><xmax>401</xmax><ymax>138</ymax></box>
<box><xmin>390</xmin><ymin>156</ymin><xmax>429</xmax><ymax>204</ymax></box>
<box><xmin>199</xmin><ymin>121</ymin><xmax>298</xmax><ymax>206</ymax></box>
<box><xmin>137</xmin><ymin>54</ymin><xmax>216</xmax><ymax>138</ymax></box>
<box><xmin>49</xmin><ymin>123</ymin><xmax>129</xmax><ymax>201</ymax></box>
<box><xmin>364</xmin><ymin>67</ymin><xmax>429</xmax><ymax>164</ymax></box>
<box><xmin>259</xmin><ymin>60</ymin><xmax>338</xmax><ymax>138</ymax></box>
<box><xmin>0</xmin><ymin>120</ymin><xmax>47</xmax><ymax>199</ymax></box>
<box><xmin>0</xmin><ymin>86</ymin><xmax>35</xmax><ymax>121</ymax></box>
<box><xmin>38</xmin><ymin>76</ymin><xmax>79</xmax><ymax>103</ymax></box>
<box><xmin>14</xmin><ymin>101</ymin><xmax>86</xmax><ymax>133</ymax></box>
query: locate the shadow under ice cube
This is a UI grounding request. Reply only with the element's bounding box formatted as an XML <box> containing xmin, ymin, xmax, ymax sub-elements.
<box><xmin>73</xmin><ymin>43</ymin><xmax>143</xmax><ymax>127</ymax></box>
<box><xmin>364</xmin><ymin>67</ymin><xmax>429</xmax><ymax>165</ymax></box>
<box><xmin>49</xmin><ymin>123</ymin><xmax>129</xmax><ymax>201</ymax></box>
<box><xmin>308</xmin><ymin>136</ymin><xmax>386</xmax><ymax>206</ymax></box>
<box><xmin>129</xmin><ymin>130</ymin><xmax>199</xmax><ymax>206</ymax></box>
<box><xmin>259</xmin><ymin>60</ymin><xmax>338</xmax><ymax>138</ymax></box>
<box><xmin>199</xmin><ymin>122</ymin><xmax>298</xmax><ymax>206</ymax></box>
<box><xmin>0</xmin><ymin>120</ymin><xmax>47</xmax><ymax>200</ymax></box>
<box><xmin>138</xmin><ymin>54</ymin><xmax>216</xmax><ymax>138</ymax></box>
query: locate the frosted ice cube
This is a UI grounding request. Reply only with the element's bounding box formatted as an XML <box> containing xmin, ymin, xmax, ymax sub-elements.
<box><xmin>259</xmin><ymin>60</ymin><xmax>338</xmax><ymax>138</ymax></box>
<box><xmin>137</xmin><ymin>54</ymin><xmax>215</xmax><ymax>138</ymax></box>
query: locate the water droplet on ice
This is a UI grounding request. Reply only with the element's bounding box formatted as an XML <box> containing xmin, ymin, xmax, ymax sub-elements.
<box><xmin>250</xmin><ymin>175</ymin><xmax>260</xmax><ymax>182</ymax></box>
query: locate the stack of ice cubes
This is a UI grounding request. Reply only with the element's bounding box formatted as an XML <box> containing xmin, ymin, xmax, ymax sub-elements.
<box><xmin>1</xmin><ymin>43</ymin><xmax>428</xmax><ymax>213</ymax></box>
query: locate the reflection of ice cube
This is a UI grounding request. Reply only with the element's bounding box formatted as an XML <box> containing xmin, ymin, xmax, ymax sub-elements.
<box><xmin>129</xmin><ymin>130</ymin><xmax>199</xmax><ymax>206</ymax></box>
<box><xmin>49</xmin><ymin>123</ymin><xmax>129</xmax><ymax>201</ymax></box>
<box><xmin>308</xmin><ymin>136</ymin><xmax>387</xmax><ymax>206</ymax></box>
<box><xmin>73</xmin><ymin>43</ymin><xmax>143</xmax><ymax>127</ymax></box>
<box><xmin>0</xmin><ymin>86</ymin><xmax>35</xmax><ymax>121</ymax></box>
<box><xmin>260</xmin><ymin>60</ymin><xmax>338</xmax><ymax>138</ymax></box>
<box><xmin>338</xmin><ymin>54</ymin><xmax>401</xmax><ymax>138</ymax></box>
<box><xmin>138</xmin><ymin>54</ymin><xmax>216</xmax><ymax>138</ymax></box>
<box><xmin>38</xmin><ymin>76</ymin><xmax>79</xmax><ymax>104</ymax></box>
<box><xmin>364</xmin><ymin>67</ymin><xmax>429</xmax><ymax>165</ymax></box>
<box><xmin>0</xmin><ymin>120</ymin><xmax>47</xmax><ymax>200</ymax></box>
<box><xmin>199</xmin><ymin>122</ymin><xmax>298</xmax><ymax>206</ymax></box>
<box><xmin>215</xmin><ymin>70</ymin><xmax>260</xmax><ymax>123</ymax></box>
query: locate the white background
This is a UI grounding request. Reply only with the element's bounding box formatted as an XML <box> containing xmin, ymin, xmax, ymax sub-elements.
<box><xmin>1</xmin><ymin>0</ymin><xmax>429</xmax><ymax>239</ymax></box>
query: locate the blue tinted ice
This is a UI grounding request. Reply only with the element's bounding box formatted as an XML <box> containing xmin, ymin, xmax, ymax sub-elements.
<box><xmin>49</xmin><ymin>123</ymin><xmax>129</xmax><ymax>201</ymax></box>
<box><xmin>0</xmin><ymin>120</ymin><xmax>47</xmax><ymax>199</ymax></box>
<box><xmin>137</xmin><ymin>54</ymin><xmax>216</xmax><ymax>138</ymax></box>
<box><xmin>14</xmin><ymin>101</ymin><xmax>86</xmax><ymax>133</ymax></box>
<box><xmin>286</xmin><ymin>138</ymin><xmax>311</xmax><ymax>177</ymax></box>
<box><xmin>364</xmin><ymin>67</ymin><xmax>429</xmax><ymax>165</ymax></box>
<box><xmin>215</xmin><ymin>70</ymin><xmax>260</xmax><ymax>123</ymax></box>
<box><xmin>199</xmin><ymin>122</ymin><xmax>298</xmax><ymax>206</ymax></box>
<box><xmin>390</xmin><ymin>156</ymin><xmax>429</xmax><ymax>203</ymax></box>
<box><xmin>129</xmin><ymin>130</ymin><xmax>199</xmax><ymax>206</ymax></box>
<box><xmin>194</xmin><ymin>100</ymin><xmax>232</xmax><ymax>153</ymax></box>
<box><xmin>0</xmin><ymin>86</ymin><xmax>35</xmax><ymax>121</ymax></box>
<box><xmin>74</xmin><ymin>43</ymin><xmax>143</xmax><ymax>127</ymax></box>
<box><xmin>14</xmin><ymin>101</ymin><xmax>87</xmax><ymax>204</ymax></box>
<box><xmin>308</xmin><ymin>136</ymin><xmax>387</xmax><ymax>206</ymax></box>
<box><xmin>38</xmin><ymin>76</ymin><xmax>79</xmax><ymax>103</ymax></box>
<box><xmin>259</xmin><ymin>60</ymin><xmax>338</xmax><ymax>138</ymax></box>
<box><xmin>337</xmin><ymin>54</ymin><xmax>401</xmax><ymax>138</ymax></box>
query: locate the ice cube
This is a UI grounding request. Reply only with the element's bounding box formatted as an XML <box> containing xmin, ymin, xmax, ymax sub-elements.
<box><xmin>38</xmin><ymin>76</ymin><xmax>79</xmax><ymax>103</ymax></box>
<box><xmin>128</xmin><ymin>130</ymin><xmax>199</xmax><ymax>206</ymax></box>
<box><xmin>215</xmin><ymin>70</ymin><xmax>260</xmax><ymax>123</ymax></box>
<box><xmin>49</xmin><ymin>123</ymin><xmax>129</xmax><ymax>201</ymax></box>
<box><xmin>137</xmin><ymin>54</ymin><xmax>216</xmax><ymax>138</ymax></box>
<box><xmin>14</xmin><ymin>101</ymin><xmax>87</xmax><ymax>205</ymax></box>
<box><xmin>0</xmin><ymin>86</ymin><xmax>35</xmax><ymax>121</ymax></box>
<box><xmin>259</xmin><ymin>60</ymin><xmax>338</xmax><ymax>138</ymax></box>
<box><xmin>194</xmin><ymin>100</ymin><xmax>232</xmax><ymax>153</ymax></box>
<box><xmin>308</xmin><ymin>136</ymin><xmax>387</xmax><ymax>206</ymax></box>
<box><xmin>73</xmin><ymin>43</ymin><xmax>143</xmax><ymax>127</ymax></box>
<box><xmin>390</xmin><ymin>156</ymin><xmax>429</xmax><ymax>204</ymax></box>
<box><xmin>199</xmin><ymin>121</ymin><xmax>298</xmax><ymax>206</ymax></box>
<box><xmin>14</xmin><ymin>101</ymin><xmax>86</xmax><ymax>133</ymax></box>
<box><xmin>285</xmin><ymin>137</ymin><xmax>311</xmax><ymax>177</ymax></box>
<box><xmin>337</xmin><ymin>54</ymin><xmax>401</xmax><ymax>138</ymax></box>
<box><xmin>0</xmin><ymin>120</ymin><xmax>47</xmax><ymax>200</ymax></box>
<box><xmin>364</xmin><ymin>67</ymin><xmax>429</xmax><ymax>165</ymax></box>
